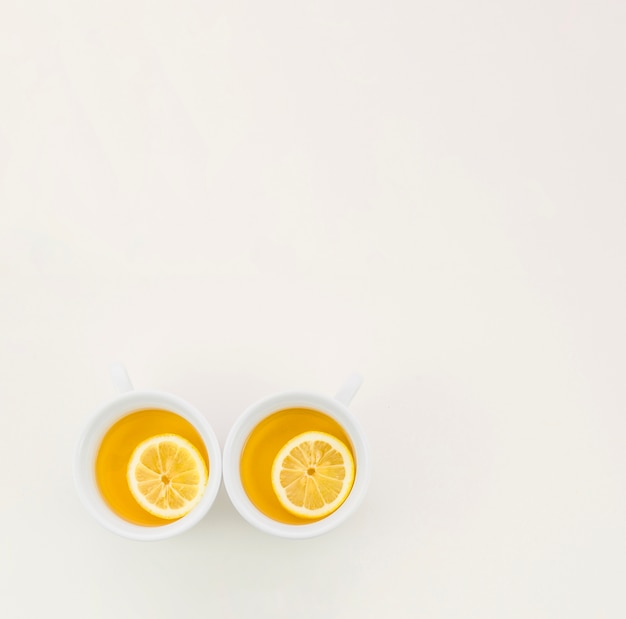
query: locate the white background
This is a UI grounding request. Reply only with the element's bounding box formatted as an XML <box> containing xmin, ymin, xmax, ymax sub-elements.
<box><xmin>1</xmin><ymin>1</ymin><xmax>625</xmax><ymax>617</ymax></box>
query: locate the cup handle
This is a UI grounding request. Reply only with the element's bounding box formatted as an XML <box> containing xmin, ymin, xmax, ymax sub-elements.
<box><xmin>334</xmin><ymin>373</ymin><xmax>363</xmax><ymax>407</ymax></box>
<box><xmin>110</xmin><ymin>362</ymin><xmax>134</xmax><ymax>393</ymax></box>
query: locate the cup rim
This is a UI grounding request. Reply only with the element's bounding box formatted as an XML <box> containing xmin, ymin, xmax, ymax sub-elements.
<box><xmin>74</xmin><ymin>390</ymin><xmax>222</xmax><ymax>541</ymax></box>
<box><xmin>223</xmin><ymin>390</ymin><xmax>370</xmax><ymax>539</ymax></box>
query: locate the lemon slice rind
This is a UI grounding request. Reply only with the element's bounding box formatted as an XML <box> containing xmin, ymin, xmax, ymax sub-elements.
<box><xmin>271</xmin><ymin>431</ymin><xmax>355</xmax><ymax>519</ymax></box>
<box><xmin>126</xmin><ymin>434</ymin><xmax>208</xmax><ymax>520</ymax></box>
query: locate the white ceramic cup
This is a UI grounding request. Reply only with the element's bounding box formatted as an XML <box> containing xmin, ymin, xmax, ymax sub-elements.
<box><xmin>223</xmin><ymin>374</ymin><xmax>370</xmax><ymax>539</ymax></box>
<box><xmin>74</xmin><ymin>364</ymin><xmax>222</xmax><ymax>541</ymax></box>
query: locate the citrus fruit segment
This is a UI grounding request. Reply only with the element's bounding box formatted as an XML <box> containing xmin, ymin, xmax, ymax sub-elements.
<box><xmin>126</xmin><ymin>434</ymin><xmax>208</xmax><ymax>520</ymax></box>
<box><xmin>271</xmin><ymin>431</ymin><xmax>355</xmax><ymax>519</ymax></box>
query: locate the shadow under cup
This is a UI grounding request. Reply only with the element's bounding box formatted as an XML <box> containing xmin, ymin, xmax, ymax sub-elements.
<box><xmin>74</xmin><ymin>391</ymin><xmax>221</xmax><ymax>541</ymax></box>
<box><xmin>223</xmin><ymin>391</ymin><xmax>370</xmax><ymax>539</ymax></box>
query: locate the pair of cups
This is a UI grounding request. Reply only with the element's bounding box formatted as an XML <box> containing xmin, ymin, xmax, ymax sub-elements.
<box><xmin>75</xmin><ymin>364</ymin><xmax>370</xmax><ymax>541</ymax></box>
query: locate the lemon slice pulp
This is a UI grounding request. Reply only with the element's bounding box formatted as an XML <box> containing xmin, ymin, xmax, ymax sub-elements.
<box><xmin>126</xmin><ymin>434</ymin><xmax>208</xmax><ymax>520</ymax></box>
<box><xmin>271</xmin><ymin>431</ymin><xmax>355</xmax><ymax>519</ymax></box>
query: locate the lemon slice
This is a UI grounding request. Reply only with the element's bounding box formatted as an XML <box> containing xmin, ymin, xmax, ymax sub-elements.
<box><xmin>126</xmin><ymin>434</ymin><xmax>208</xmax><ymax>520</ymax></box>
<box><xmin>271</xmin><ymin>431</ymin><xmax>355</xmax><ymax>519</ymax></box>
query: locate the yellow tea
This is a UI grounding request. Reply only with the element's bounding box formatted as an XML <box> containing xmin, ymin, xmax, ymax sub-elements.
<box><xmin>95</xmin><ymin>409</ymin><xmax>209</xmax><ymax>526</ymax></box>
<box><xmin>240</xmin><ymin>407</ymin><xmax>354</xmax><ymax>525</ymax></box>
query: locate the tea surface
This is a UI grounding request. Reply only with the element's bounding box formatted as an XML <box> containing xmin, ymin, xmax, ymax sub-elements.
<box><xmin>240</xmin><ymin>408</ymin><xmax>354</xmax><ymax>524</ymax></box>
<box><xmin>95</xmin><ymin>409</ymin><xmax>209</xmax><ymax>526</ymax></box>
